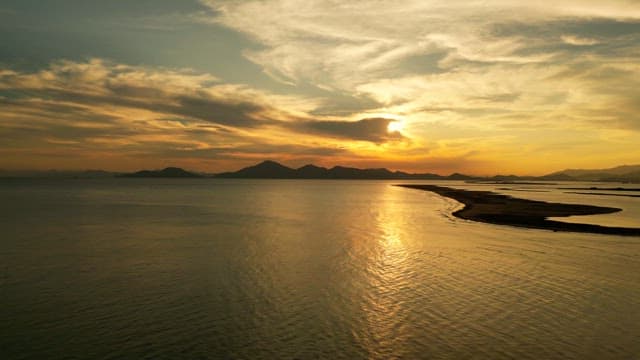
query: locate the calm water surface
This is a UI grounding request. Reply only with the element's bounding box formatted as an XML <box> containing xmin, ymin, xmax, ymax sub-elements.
<box><xmin>1</xmin><ymin>179</ymin><xmax>639</xmax><ymax>359</ymax></box>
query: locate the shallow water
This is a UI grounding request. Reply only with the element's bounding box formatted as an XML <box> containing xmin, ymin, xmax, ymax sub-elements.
<box><xmin>1</xmin><ymin>179</ymin><xmax>638</xmax><ymax>359</ymax></box>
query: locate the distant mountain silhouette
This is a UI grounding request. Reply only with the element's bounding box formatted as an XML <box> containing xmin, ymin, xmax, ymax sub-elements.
<box><xmin>327</xmin><ymin>165</ymin><xmax>393</xmax><ymax>179</ymax></box>
<box><xmin>215</xmin><ymin>161</ymin><xmax>638</xmax><ymax>182</ymax></box>
<box><xmin>120</xmin><ymin>167</ymin><xmax>203</xmax><ymax>178</ymax></box>
<box><xmin>217</xmin><ymin>161</ymin><xmax>455</xmax><ymax>180</ymax></box>
<box><xmin>216</xmin><ymin>160</ymin><xmax>297</xmax><ymax>178</ymax></box>
<box><xmin>447</xmin><ymin>173</ymin><xmax>475</xmax><ymax>180</ymax></box>
<box><xmin>545</xmin><ymin>164</ymin><xmax>640</xmax><ymax>182</ymax></box>
<box><xmin>296</xmin><ymin>164</ymin><xmax>328</xmax><ymax>178</ymax></box>
<box><xmin>4</xmin><ymin>162</ymin><xmax>638</xmax><ymax>182</ymax></box>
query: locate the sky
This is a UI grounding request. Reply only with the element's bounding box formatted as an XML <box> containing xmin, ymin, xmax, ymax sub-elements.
<box><xmin>1</xmin><ymin>0</ymin><xmax>639</xmax><ymax>175</ymax></box>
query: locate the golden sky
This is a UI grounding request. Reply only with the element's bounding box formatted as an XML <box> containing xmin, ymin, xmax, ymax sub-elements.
<box><xmin>1</xmin><ymin>0</ymin><xmax>639</xmax><ymax>175</ymax></box>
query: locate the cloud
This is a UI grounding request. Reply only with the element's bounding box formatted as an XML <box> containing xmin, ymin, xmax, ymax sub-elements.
<box><xmin>167</xmin><ymin>95</ymin><xmax>267</xmax><ymax>128</ymax></box>
<box><xmin>197</xmin><ymin>0</ymin><xmax>640</xmax><ymax>159</ymax></box>
<box><xmin>203</xmin><ymin>0</ymin><xmax>640</xmax><ymax>88</ymax></box>
<box><xmin>0</xmin><ymin>58</ymin><xmax>413</xmax><ymax>140</ymax></box>
<box><xmin>0</xmin><ymin>59</ymin><xmax>281</xmax><ymax>128</ymax></box>
<box><xmin>0</xmin><ymin>58</ymin><xmax>420</xmax><ymax>171</ymax></box>
<box><xmin>299</xmin><ymin>117</ymin><xmax>404</xmax><ymax>143</ymax></box>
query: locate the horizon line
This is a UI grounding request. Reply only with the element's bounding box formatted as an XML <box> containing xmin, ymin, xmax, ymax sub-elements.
<box><xmin>2</xmin><ymin>160</ymin><xmax>639</xmax><ymax>178</ymax></box>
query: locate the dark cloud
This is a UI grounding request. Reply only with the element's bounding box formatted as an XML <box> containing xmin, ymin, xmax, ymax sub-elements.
<box><xmin>170</xmin><ymin>95</ymin><xmax>266</xmax><ymax>127</ymax></box>
<box><xmin>105</xmin><ymin>83</ymin><xmax>168</xmax><ymax>99</ymax></box>
<box><xmin>1</xmin><ymin>62</ymin><xmax>411</xmax><ymax>142</ymax></box>
<box><xmin>0</xmin><ymin>97</ymin><xmax>119</xmax><ymax>124</ymax></box>
<box><xmin>0</xmin><ymin>98</ymin><xmax>141</xmax><ymax>148</ymax></box>
<box><xmin>2</xmin><ymin>85</ymin><xmax>269</xmax><ymax>129</ymax></box>
<box><xmin>298</xmin><ymin>117</ymin><xmax>404</xmax><ymax>143</ymax></box>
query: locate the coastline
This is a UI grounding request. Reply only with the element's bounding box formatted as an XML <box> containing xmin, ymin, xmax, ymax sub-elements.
<box><xmin>397</xmin><ymin>184</ymin><xmax>640</xmax><ymax>236</ymax></box>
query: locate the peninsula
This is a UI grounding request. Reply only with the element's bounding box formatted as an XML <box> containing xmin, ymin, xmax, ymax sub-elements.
<box><xmin>397</xmin><ymin>184</ymin><xmax>640</xmax><ymax>236</ymax></box>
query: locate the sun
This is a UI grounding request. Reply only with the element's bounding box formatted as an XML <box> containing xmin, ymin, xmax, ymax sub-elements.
<box><xmin>387</xmin><ymin>120</ymin><xmax>404</xmax><ymax>133</ymax></box>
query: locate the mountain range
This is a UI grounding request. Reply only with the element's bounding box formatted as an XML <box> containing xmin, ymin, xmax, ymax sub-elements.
<box><xmin>215</xmin><ymin>161</ymin><xmax>640</xmax><ymax>182</ymax></box>
<box><xmin>215</xmin><ymin>160</ymin><xmax>455</xmax><ymax>179</ymax></box>
<box><xmin>546</xmin><ymin>165</ymin><xmax>640</xmax><ymax>182</ymax></box>
<box><xmin>1</xmin><ymin>162</ymin><xmax>639</xmax><ymax>182</ymax></box>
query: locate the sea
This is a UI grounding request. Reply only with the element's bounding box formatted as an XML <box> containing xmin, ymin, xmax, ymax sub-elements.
<box><xmin>1</xmin><ymin>179</ymin><xmax>638</xmax><ymax>359</ymax></box>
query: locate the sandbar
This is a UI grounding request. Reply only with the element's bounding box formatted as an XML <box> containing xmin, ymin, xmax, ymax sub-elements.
<box><xmin>565</xmin><ymin>192</ymin><xmax>640</xmax><ymax>198</ymax></box>
<box><xmin>397</xmin><ymin>184</ymin><xmax>640</xmax><ymax>236</ymax></box>
<box><xmin>560</xmin><ymin>187</ymin><xmax>640</xmax><ymax>192</ymax></box>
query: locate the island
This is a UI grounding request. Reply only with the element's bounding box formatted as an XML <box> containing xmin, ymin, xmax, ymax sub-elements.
<box><xmin>397</xmin><ymin>184</ymin><xmax>640</xmax><ymax>236</ymax></box>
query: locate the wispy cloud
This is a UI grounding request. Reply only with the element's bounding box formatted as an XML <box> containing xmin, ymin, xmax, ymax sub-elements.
<box><xmin>0</xmin><ymin>59</ymin><xmax>422</xmax><ymax>171</ymax></box>
<box><xmin>203</xmin><ymin>0</ymin><xmax>640</xmax><ymax>86</ymax></box>
<box><xmin>200</xmin><ymin>1</ymin><xmax>640</xmax><ymax>141</ymax></box>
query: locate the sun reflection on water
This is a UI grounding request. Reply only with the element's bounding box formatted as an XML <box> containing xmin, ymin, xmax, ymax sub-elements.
<box><xmin>356</xmin><ymin>186</ymin><xmax>417</xmax><ymax>358</ymax></box>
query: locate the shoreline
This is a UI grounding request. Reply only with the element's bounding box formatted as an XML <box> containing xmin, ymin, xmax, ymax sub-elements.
<box><xmin>397</xmin><ymin>184</ymin><xmax>640</xmax><ymax>236</ymax></box>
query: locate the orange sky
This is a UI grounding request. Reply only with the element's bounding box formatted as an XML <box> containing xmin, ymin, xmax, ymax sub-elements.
<box><xmin>1</xmin><ymin>1</ymin><xmax>639</xmax><ymax>175</ymax></box>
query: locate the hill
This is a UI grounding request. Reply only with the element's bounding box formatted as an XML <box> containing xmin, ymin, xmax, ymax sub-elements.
<box><xmin>546</xmin><ymin>164</ymin><xmax>640</xmax><ymax>182</ymax></box>
<box><xmin>120</xmin><ymin>167</ymin><xmax>203</xmax><ymax>178</ymax></box>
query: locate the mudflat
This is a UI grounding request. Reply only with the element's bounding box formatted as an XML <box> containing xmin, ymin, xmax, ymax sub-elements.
<box><xmin>397</xmin><ymin>184</ymin><xmax>640</xmax><ymax>236</ymax></box>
